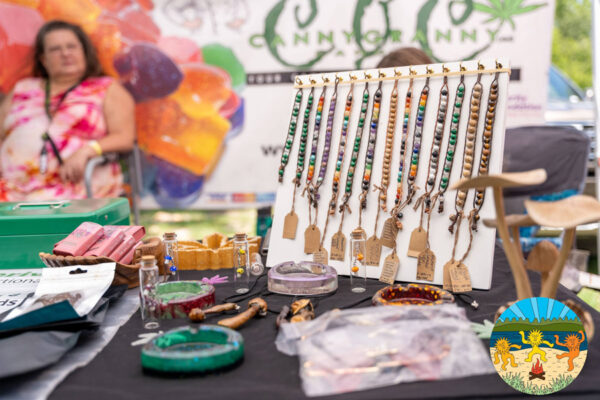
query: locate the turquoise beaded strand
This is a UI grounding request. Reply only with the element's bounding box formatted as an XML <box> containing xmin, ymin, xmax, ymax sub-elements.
<box><xmin>278</xmin><ymin>89</ymin><xmax>303</xmax><ymax>182</ymax></box>
<box><xmin>293</xmin><ymin>87</ymin><xmax>315</xmax><ymax>185</ymax></box>
<box><xmin>437</xmin><ymin>75</ymin><xmax>465</xmax><ymax>213</ymax></box>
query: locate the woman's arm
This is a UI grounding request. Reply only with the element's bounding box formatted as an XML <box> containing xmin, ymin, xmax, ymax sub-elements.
<box><xmin>60</xmin><ymin>82</ymin><xmax>135</xmax><ymax>183</ymax></box>
<box><xmin>97</xmin><ymin>81</ymin><xmax>136</xmax><ymax>154</ymax></box>
<box><xmin>0</xmin><ymin>90</ymin><xmax>14</xmax><ymax>142</ymax></box>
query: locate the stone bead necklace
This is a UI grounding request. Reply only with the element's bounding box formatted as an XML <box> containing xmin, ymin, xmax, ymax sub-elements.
<box><xmin>449</xmin><ymin>72</ymin><xmax>483</xmax><ymax>233</ymax></box>
<box><xmin>278</xmin><ymin>88</ymin><xmax>303</xmax><ymax>182</ymax></box>
<box><xmin>339</xmin><ymin>82</ymin><xmax>370</xmax><ymax>211</ymax></box>
<box><xmin>471</xmin><ymin>72</ymin><xmax>499</xmax><ymax>231</ymax></box>
<box><xmin>437</xmin><ymin>75</ymin><xmax>466</xmax><ymax>213</ymax></box>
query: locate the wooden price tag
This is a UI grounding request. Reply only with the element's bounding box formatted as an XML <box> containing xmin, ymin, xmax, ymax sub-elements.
<box><xmin>416</xmin><ymin>248</ymin><xmax>436</xmax><ymax>281</ymax></box>
<box><xmin>304</xmin><ymin>225</ymin><xmax>321</xmax><ymax>254</ymax></box>
<box><xmin>366</xmin><ymin>235</ymin><xmax>382</xmax><ymax>266</ymax></box>
<box><xmin>381</xmin><ymin>217</ymin><xmax>398</xmax><ymax>248</ymax></box>
<box><xmin>407</xmin><ymin>227</ymin><xmax>427</xmax><ymax>258</ymax></box>
<box><xmin>443</xmin><ymin>260</ymin><xmax>455</xmax><ymax>291</ymax></box>
<box><xmin>330</xmin><ymin>231</ymin><xmax>346</xmax><ymax>261</ymax></box>
<box><xmin>449</xmin><ymin>262</ymin><xmax>472</xmax><ymax>293</ymax></box>
<box><xmin>313</xmin><ymin>246</ymin><xmax>329</xmax><ymax>265</ymax></box>
<box><xmin>379</xmin><ymin>252</ymin><xmax>400</xmax><ymax>284</ymax></box>
<box><xmin>282</xmin><ymin>211</ymin><xmax>298</xmax><ymax>239</ymax></box>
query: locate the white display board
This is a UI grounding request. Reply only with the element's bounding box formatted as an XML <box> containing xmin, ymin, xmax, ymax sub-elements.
<box><xmin>267</xmin><ymin>58</ymin><xmax>510</xmax><ymax>290</ymax></box>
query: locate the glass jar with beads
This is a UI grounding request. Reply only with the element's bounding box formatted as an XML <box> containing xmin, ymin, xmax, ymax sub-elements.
<box><xmin>233</xmin><ymin>233</ymin><xmax>250</xmax><ymax>293</ymax></box>
<box><xmin>349</xmin><ymin>229</ymin><xmax>367</xmax><ymax>293</ymax></box>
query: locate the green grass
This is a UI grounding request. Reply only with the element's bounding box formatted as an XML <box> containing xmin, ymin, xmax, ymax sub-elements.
<box><xmin>502</xmin><ymin>372</ymin><xmax>574</xmax><ymax>395</ymax></box>
<box><xmin>139</xmin><ymin>209</ymin><xmax>257</xmax><ymax>241</ymax></box>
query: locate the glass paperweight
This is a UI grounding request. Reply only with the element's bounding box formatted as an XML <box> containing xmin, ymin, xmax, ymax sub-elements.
<box><xmin>372</xmin><ymin>284</ymin><xmax>455</xmax><ymax>306</ymax></box>
<box><xmin>141</xmin><ymin>325</ymin><xmax>244</xmax><ymax>374</ymax></box>
<box><xmin>268</xmin><ymin>261</ymin><xmax>338</xmax><ymax>296</ymax></box>
<box><xmin>154</xmin><ymin>281</ymin><xmax>216</xmax><ymax>319</ymax></box>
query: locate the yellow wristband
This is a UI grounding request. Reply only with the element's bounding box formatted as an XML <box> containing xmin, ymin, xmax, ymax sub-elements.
<box><xmin>88</xmin><ymin>140</ymin><xmax>103</xmax><ymax>156</ymax></box>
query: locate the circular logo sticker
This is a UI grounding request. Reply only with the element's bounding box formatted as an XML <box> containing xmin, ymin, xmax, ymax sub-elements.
<box><xmin>490</xmin><ymin>297</ymin><xmax>587</xmax><ymax>395</ymax></box>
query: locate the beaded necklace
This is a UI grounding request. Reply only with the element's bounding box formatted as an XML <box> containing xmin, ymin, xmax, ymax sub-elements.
<box><xmin>278</xmin><ymin>88</ymin><xmax>303</xmax><ymax>182</ymax></box>
<box><xmin>470</xmin><ymin>71</ymin><xmax>499</xmax><ymax>232</ymax></box>
<box><xmin>359</xmin><ymin>77</ymin><xmax>398</xmax><ymax>266</ymax></box>
<box><xmin>444</xmin><ymin>71</ymin><xmax>500</xmax><ymax>292</ymax></box>
<box><xmin>405</xmin><ymin>76</ymin><xmax>431</xmax><ymax>204</ymax></box>
<box><xmin>339</xmin><ymin>82</ymin><xmax>370</xmax><ymax>215</ymax></box>
<box><xmin>410</xmin><ymin>74</ymin><xmax>450</xmax><ymax>276</ymax></box>
<box><xmin>314</xmin><ymin>81</ymin><xmax>355</xmax><ymax>262</ymax></box>
<box><xmin>281</xmin><ymin>87</ymin><xmax>314</xmax><ymax>240</ymax></box>
<box><xmin>437</xmin><ymin>73</ymin><xmax>466</xmax><ymax>213</ymax></box>
<box><xmin>385</xmin><ymin>76</ymin><xmax>415</xmax><ymax>238</ymax></box>
<box><xmin>443</xmin><ymin>68</ymin><xmax>485</xmax><ymax>293</ymax></box>
<box><xmin>449</xmin><ymin>70</ymin><xmax>483</xmax><ymax>234</ymax></box>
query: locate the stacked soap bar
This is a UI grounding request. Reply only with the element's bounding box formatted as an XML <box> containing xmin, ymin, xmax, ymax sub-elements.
<box><xmin>53</xmin><ymin>223</ymin><xmax>146</xmax><ymax>264</ymax></box>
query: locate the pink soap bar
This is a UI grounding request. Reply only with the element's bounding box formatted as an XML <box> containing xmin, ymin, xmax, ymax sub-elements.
<box><xmin>54</xmin><ymin>222</ymin><xmax>104</xmax><ymax>256</ymax></box>
<box><xmin>108</xmin><ymin>234</ymin><xmax>136</xmax><ymax>262</ymax></box>
<box><xmin>84</xmin><ymin>227</ymin><xmax>125</xmax><ymax>257</ymax></box>
<box><xmin>107</xmin><ymin>225</ymin><xmax>146</xmax><ymax>241</ymax></box>
<box><xmin>120</xmin><ymin>241</ymin><xmax>143</xmax><ymax>264</ymax></box>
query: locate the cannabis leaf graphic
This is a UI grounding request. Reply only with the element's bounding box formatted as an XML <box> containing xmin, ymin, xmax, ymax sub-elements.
<box><xmin>474</xmin><ymin>0</ymin><xmax>547</xmax><ymax>29</ymax></box>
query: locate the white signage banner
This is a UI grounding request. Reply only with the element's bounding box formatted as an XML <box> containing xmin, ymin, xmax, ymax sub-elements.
<box><xmin>148</xmin><ymin>0</ymin><xmax>554</xmax><ymax>209</ymax></box>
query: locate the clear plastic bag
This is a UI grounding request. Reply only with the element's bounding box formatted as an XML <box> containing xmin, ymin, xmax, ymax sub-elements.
<box><xmin>276</xmin><ymin>304</ymin><xmax>494</xmax><ymax>397</ymax></box>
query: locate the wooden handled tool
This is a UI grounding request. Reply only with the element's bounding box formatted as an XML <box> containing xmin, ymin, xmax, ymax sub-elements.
<box><xmin>188</xmin><ymin>303</ymin><xmax>240</xmax><ymax>322</ymax></box>
<box><xmin>218</xmin><ymin>298</ymin><xmax>267</xmax><ymax>330</ymax></box>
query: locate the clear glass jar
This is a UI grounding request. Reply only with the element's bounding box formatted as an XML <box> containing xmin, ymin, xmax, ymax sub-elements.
<box><xmin>139</xmin><ymin>255</ymin><xmax>160</xmax><ymax>329</ymax></box>
<box><xmin>233</xmin><ymin>233</ymin><xmax>250</xmax><ymax>293</ymax></box>
<box><xmin>349</xmin><ymin>229</ymin><xmax>367</xmax><ymax>293</ymax></box>
<box><xmin>163</xmin><ymin>232</ymin><xmax>179</xmax><ymax>281</ymax></box>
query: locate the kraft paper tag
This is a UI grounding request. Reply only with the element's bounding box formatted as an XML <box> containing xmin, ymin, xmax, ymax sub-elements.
<box><xmin>304</xmin><ymin>224</ymin><xmax>321</xmax><ymax>254</ymax></box>
<box><xmin>450</xmin><ymin>262</ymin><xmax>472</xmax><ymax>293</ymax></box>
<box><xmin>379</xmin><ymin>252</ymin><xmax>400</xmax><ymax>284</ymax></box>
<box><xmin>313</xmin><ymin>246</ymin><xmax>329</xmax><ymax>265</ymax></box>
<box><xmin>443</xmin><ymin>260</ymin><xmax>455</xmax><ymax>291</ymax></box>
<box><xmin>407</xmin><ymin>227</ymin><xmax>427</xmax><ymax>258</ymax></box>
<box><xmin>330</xmin><ymin>231</ymin><xmax>346</xmax><ymax>261</ymax></box>
<box><xmin>381</xmin><ymin>217</ymin><xmax>399</xmax><ymax>248</ymax></box>
<box><xmin>365</xmin><ymin>235</ymin><xmax>382</xmax><ymax>266</ymax></box>
<box><xmin>283</xmin><ymin>211</ymin><xmax>298</xmax><ymax>239</ymax></box>
<box><xmin>416</xmin><ymin>248</ymin><xmax>436</xmax><ymax>281</ymax></box>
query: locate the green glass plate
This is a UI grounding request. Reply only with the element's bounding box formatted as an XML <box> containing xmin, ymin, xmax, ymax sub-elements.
<box><xmin>141</xmin><ymin>325</ymin><xmax>244</xmax><ymax>373</ymax></box>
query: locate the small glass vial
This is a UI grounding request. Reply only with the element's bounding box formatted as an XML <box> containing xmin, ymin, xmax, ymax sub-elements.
<box><xmin>163</xmin><ymin>232</ymin><xmax>179</xmax><ymax>281</ymax></box>
<box><xmin>139</xmin><ymin>255</ymin><xmax>160</xmax><ymax>329</ymax></box>
<box><xmin>349</xmin><ymin>229</ymin><xmax>367</xmax><ymax>293</ymax></box>
<box><xmin>249</xmin><ymin>252</ymin><xmax>265</xmax><ymax>276</ymax></box>
<box><xmin>233</xmin><ymin>232</ymin><xmax>250</xmax><ymax>293</ymax></box>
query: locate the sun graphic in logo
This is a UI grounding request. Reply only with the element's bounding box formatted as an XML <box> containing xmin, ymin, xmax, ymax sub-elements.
<box><xmin>527</xmin><ymin>329</ymin><xmax>543</xmax><ymax>345</ymax></box>
<box><xmin>491</xmin><ymin>297</ymin><xmax>587</xmax><ymax>395</ymax></box>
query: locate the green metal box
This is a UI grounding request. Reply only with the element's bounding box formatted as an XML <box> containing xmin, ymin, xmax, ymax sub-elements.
<box><xmin>0</xmin><ymin>198</ymin><xmax>130</xmax><ymax>269</ymax></box>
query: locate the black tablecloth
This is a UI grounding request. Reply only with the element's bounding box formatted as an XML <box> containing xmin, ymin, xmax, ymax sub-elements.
<box><xmin>50</xmin><ymin>243</ymin><xmax>600</xmax><ymax>400</ymax></box>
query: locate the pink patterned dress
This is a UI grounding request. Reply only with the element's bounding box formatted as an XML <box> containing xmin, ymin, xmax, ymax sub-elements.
<box><xmin>0</xmin><ymin>77</ymin><xmax>123</xmax><ymax>201</ymax></box>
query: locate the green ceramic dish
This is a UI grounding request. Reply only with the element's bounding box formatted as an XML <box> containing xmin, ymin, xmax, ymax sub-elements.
<box><xmin>141</xmin><ymin>325</ymin><xmax>244</xmax><ymax>373</ymax></box>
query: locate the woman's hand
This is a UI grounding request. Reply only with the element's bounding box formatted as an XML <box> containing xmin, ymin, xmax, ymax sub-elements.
<box><xmin>59</xmin><ymin>144</ymin><xmax>96</xmax><ymax>183</ymax></box>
